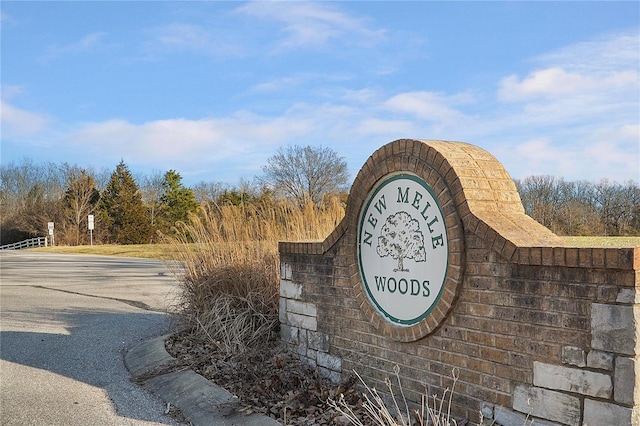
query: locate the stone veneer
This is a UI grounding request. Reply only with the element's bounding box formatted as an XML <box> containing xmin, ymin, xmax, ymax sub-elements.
<box><xmin>279</xmin><ymin>139</ymin><xmax>640</xmax><ymax>425</ymax></box>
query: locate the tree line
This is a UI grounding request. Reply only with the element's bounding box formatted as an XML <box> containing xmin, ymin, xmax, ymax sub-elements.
<box><xmin>0</xmin><ymin>146</ymin><xmax>350</xmax><ymax>246</ymax></box>
<box><xmin>0</xmin><ymin>159</ymin><xmax>200</xmax><ymax>245</ymax></box>
<box><xmin>514</xmin><ymin>175</ymin><xmax>639</xmax><ymax>237</ymax></box>
<box><xmin>1</xmin><ymin>150</ymin><xmax>638</xmax><ymax>246</ymax></box>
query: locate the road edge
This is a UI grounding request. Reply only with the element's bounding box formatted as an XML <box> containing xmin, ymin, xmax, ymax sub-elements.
<box><xmin>125</xmin><ymin>335</ymin><xmax>282</xmax><ymax>426</ymax></box>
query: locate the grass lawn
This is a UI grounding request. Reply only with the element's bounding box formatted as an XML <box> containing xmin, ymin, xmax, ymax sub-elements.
<box><xmin>561</xmin><ymin>236</ymin><xmax>640</xmax><ymax>247</ymax></box>
<box><xmin>29</xmin><ymin>243</ymin><xmax>177</xmax><ymax>259</ymax></box>
<box><xmin>28</xmin><ymin>236</ymin><xmax>639</xmax><ymax>260</ymax></box>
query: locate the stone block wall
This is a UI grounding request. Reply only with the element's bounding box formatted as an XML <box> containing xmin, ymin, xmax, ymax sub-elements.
<box><xmin>279</xmin><ymin>139</ymin><xmax>640</xmax><ymax>425</ymax></box>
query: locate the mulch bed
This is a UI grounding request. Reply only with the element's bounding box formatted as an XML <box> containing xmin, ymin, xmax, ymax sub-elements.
<box><xmin>165</xmin><ymin>332</ymin><xmax>367</xmax><ymax>425</ymax></box>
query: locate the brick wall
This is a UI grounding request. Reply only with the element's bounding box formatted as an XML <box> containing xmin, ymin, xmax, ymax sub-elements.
<box><xmin>279</xmin><ymin>139</ymin><xmax>640</xmax><ymax>426</ymax></box>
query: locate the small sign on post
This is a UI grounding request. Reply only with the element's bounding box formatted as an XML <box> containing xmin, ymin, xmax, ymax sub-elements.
<box><xmin>47</xmin><ymin>222</ymin><xmax>54</xmax><ymax>246</ymax></box>
<box><xmin>88</xmin><ymin>215</ymin><xmax>94</xmax><ymax>247</ymax></box>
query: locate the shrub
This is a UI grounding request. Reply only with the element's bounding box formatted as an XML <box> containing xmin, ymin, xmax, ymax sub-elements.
<box><xmin>165</xmin><ymin>197</ymin><xmax>344</xmax><ymax>356</ymax></box>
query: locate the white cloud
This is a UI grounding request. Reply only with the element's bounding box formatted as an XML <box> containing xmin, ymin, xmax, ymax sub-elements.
<box><xmin>41</xmin><ymin>32</ymin><xmax>108</xmax><ymax>61</ymax></box>
<box><xmin>492</xmin><ymin>138</ymin><xmax>579</xmax><ymax>180</ymax></box>
<box><xmin>584</xmin><ymin>141</ymin><xmax>633</xmax><ymax>171</ymax></box>
<box><xmin>235</xmin><ymin>1</ymin><xmax>385</xmax><ymax>51</ymax></box>
<box><xmin>384</xmin><ymin>91</ymin><xmax>473</xmax><ymax>127</ymax></box>
<box><xmin>499</xmin><ymin>67</ymin><xmax>638</xmax><ymax>102</ymax></box>
<box><xmin>1</xmin><ymin>85</ymin><xmax>24</xmax><ymax>101</ymax></box>
<box><xmin>0</xmin><ymin>100</ymin><xmax>51</xmax><ymax>137</ymax></box>
<box><xmin>354</xmin><ymin>118</ymin><xmax>416</xmax><ymax>138</ymax></box>
<box><xmin>479</xmin><ymin>30</ymin><xmax>639</xmax><ymax>182</ymax></box>
<box><xmin>76</xmin><ymin>120</ymin><xmax>190</xmax><ymax>155</ymax></box>
<box><xmin>619</xmin><ymin>124</ymin><xmax>640</xmax><ymax>140</ymax></box>
<box><xmin>491</xmin><ymin>123</ymin><xmax>639</xmax><ymax>183</ymax></box>
<box><xmin>63</xmin><ymin>113</ymin><xmax>316</xmax><ymax>175</ymax></box>
<box><xmin>144</xmin><ymin>23</ymin><xmax>241</xmax><ymax>57</ymax></box>
<box><xmin>498</xmin><ymin>30</ymin><xmax>639</xmax><ymax>103</ymax></box>
<box><xmin>154</xmin><ymin>24</ymin><xmax>211</xmax><ymax>50</ymax></box>
<box><xmin>1</xmin><ymin>10</ymin><xmax>16</xmax><ymax>24</ymax></box>
<box><xmin>247</xmin><ymin>72</ymin><xmax>359</xmax><ymax>100</ymax></box>
<box><xmin>249</xmin><ymin>76</ymin><xmax>307</xmax><ymax>94</ymax></box>
<box><xmin>514</xmin><ymin>138</ymin><xmax>566</xmax><ymax>165</ymax></box>
<box><xmin>142</xmin><ymin>2</ymin><xmax>387</xmax><ymax>58</ymax></box>
<box><xmin>59</xmin><ymin>102</ymin><xmax>385</xmax><ymax>179</ymax></box>
<box><xmin>341</xmin><ymin>88</ymin><xmax>381</xmax><ymax>104</ymax></box>
<box><xmin>583</xmin><ymin>124</ymin><xmax>640</xmax><ymax>177</ymax></box>
<box><xmin>536</xmin><ymin>30</ymin><xmax>639</xmax><ymax>74</ymax></box>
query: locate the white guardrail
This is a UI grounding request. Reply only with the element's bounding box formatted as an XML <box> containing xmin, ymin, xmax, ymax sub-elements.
<box><xmin>0</xmin><ymin>237</ymin><xmax>48</xmax><ymax>250</ymax></box>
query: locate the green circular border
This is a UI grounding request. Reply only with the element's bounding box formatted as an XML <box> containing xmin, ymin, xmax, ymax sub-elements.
<box><xmin>357</xmin><ymin>173</ymin><xmax>449</xmax><ymax>326</ymax></box>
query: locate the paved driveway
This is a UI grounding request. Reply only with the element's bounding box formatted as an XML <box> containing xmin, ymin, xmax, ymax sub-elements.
<box><xmin>0</xmin><ymin>251</ymin><xmax>184</xmax><ymax>425</ymax></box>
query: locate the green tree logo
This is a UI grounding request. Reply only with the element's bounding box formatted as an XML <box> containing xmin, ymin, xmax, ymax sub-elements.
<box><xmin>376</xmin><ymin>211</ymin><xmax>426</xmax><ymax>272</ymax></box>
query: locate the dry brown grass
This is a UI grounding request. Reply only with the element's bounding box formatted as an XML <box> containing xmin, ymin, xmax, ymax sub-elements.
<box><xmin>165</xmin><ymin>198</ymin><xmax>344</xmax><ymax>356</ymax></box>
<box><xmin>329</xmin><ymin>367</ymin><xmax>476</xmax><ymax>426</ymax></box>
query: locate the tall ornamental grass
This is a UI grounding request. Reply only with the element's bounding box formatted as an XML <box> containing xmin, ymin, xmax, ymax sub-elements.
<box><xmin>165</xmin><ymin>197</ymin><xmax>344</xmax><ymax>356</ymax></box>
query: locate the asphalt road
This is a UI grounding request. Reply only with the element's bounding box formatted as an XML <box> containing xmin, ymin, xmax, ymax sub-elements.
<box><xmin>0</xmin><ymin>251</ymin><xmax>185</xmax><ymax>425</ymax></box>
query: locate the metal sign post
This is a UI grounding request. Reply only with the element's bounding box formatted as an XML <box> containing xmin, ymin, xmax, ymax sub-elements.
<box><xmin>47</xmin><ymin>222</ymin><xmax>54</xmax><ymax>247</ymax></box>
<box><xmin>88</xmin><ymin>215</ymin><xmax>94</xmax><ymax>247</ymax></box>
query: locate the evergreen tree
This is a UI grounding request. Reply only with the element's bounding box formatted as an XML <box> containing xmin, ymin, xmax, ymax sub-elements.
<box><xmin>157</xmin><ymin>170</ymin><xmax>198</xmax><ymax>234</ymax></box>
<box><xmin>99</xmin><ymin>161</ymin><xmax>151</xmax><ymax>244</ymax></box>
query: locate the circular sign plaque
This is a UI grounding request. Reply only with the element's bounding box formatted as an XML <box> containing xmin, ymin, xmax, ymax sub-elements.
<box><xmin>357</xmin><ymin>173</ymin><xmax>449</xmax><ymax>326</ymax></box>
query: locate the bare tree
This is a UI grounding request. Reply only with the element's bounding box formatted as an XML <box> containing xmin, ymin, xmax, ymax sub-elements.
<box><xmin>516</xmin><ymin>175</ymin><xmax>562</xmax><ymax>230</ymax></box>
<box><xmin>192</xmin><ymin>181</ymin><xmax>227</xmax><ymax>205</ymax></box>
<box><xmin>139</xmin><ymin>170</ymin><xmax>165</xmax><ymax>232</ymax></box>
<box><xmin>515</xmin><ymin>175</ymin><xmax>640</xmax><ymax>236</ymax></box>
<box><xmin>60</xmin><ymin>169</ymin><xmax>100</xmax><ymax>245</ymax></box>
<box><xmin>594</xmin><ymin>180</ymin><xmax>640</xmax><ymax>236</ymax></box>
<box><xmin>0</xmin><ymin>160</ymin><xmax>72</xmax><ymax>244</ymax></box>
<box><xmin>261</xmin><ymin>145</ymin><xmax>349</xmax><ymax>208</ymax></box>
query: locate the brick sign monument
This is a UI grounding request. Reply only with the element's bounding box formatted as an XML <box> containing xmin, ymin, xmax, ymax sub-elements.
<box><xmin>279</xmin><ymin>139</ymin><xmax>639</xmax><ymax>425</ymax></box>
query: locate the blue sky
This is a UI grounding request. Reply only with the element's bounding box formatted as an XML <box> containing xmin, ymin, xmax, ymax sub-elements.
<box><xmin>2</xmin><ymin>1</ymin><xmax>639</xmax><ymax>186</ymax></box>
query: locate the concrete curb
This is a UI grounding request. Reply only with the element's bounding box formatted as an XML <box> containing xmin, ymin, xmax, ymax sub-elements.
<box><xmin>125</xmin><ymin>335</ymin><xmax>281</xmax><ymax>426</ymax></box>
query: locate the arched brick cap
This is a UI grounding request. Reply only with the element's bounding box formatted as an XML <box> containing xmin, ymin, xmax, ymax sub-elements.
<box><xmin>330</xmin><ymin>139</ymin><xmax>563</xmax><ymax>259</ymax></box>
